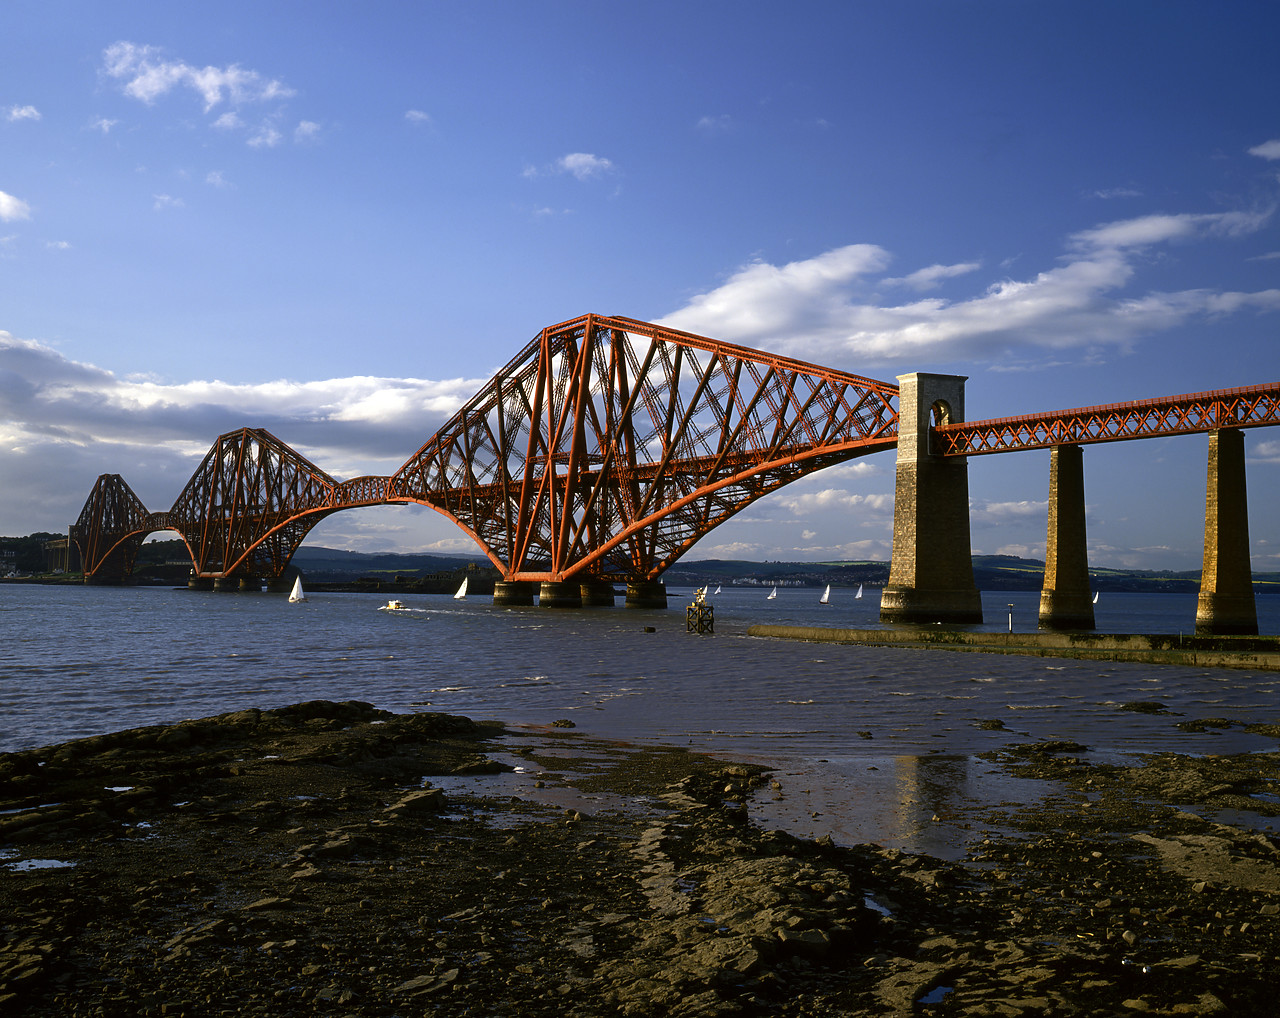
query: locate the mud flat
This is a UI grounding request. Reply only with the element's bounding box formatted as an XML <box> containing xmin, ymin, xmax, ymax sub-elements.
<box><xmin>748</xmin><ymin>624</ymin><xmax>1280</xmax><ymax>671</ymax></box>
<box><xmin>3</xmin><ymin>700</ymin><xmax>1280</xmax><ymax>1015</ymax></box>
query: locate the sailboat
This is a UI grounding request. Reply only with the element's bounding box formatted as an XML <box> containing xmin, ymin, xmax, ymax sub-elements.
<box><xmin>288</xmin><ymin>576</ymin><xmax>307</xmax><ymax>603</ymax></box>
<box><xmin>1093</xmin><ymin>590</ymin><xmax>1099</xmax><ymax>604</ymax></box>
<box><xmin>454</xmin><ymin>577</ymin><xmax>468</xmax><ymax>600</ymax></box>
<box><xmin>714</xmin><ymin>585</ymin><xmax>721</xmax><ymax>595</ymax></box>
<box><xmin>855</xmin><ymin>583</ymin><xmax>863</xmax><ymax>599</ymax></box>
<box><xmin>819</xmin><ymin>584</ymin><xmax>831</xmax><ymax>605</ymax></box>
<box><xmin>766</xmin><ymin>586</ymin><xmax>777</xmax><ymax>600</ymax></box>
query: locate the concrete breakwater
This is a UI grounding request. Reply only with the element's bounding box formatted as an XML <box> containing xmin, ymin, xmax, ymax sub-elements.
<box><xmin>747</xmin><ymin>624</ymin><xmax>1280</xmax><ymax>670</ymax></box>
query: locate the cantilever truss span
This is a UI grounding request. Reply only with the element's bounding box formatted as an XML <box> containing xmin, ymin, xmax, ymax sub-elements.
<box><xmin>391</xmin><ymin>315</ymin><xmax>899</xmax><ymax>582</ymax></box>
<box><xmin>69</xmin><ymin>315</ymin><xmax>901</xmax><ymax>583</ymax></box>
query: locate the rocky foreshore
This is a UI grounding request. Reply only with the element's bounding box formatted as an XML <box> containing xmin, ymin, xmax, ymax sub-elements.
<box><xmin>3</xmin><ymin>701</ymin><xmax>1280</xmax><ymax>1016</ymax></box>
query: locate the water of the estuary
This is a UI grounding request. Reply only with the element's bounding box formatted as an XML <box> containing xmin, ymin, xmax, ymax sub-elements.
<box><xmin>3</xmin><ymin>583</ymin><xmax>1278</xmax><ymax>858</ymax></box>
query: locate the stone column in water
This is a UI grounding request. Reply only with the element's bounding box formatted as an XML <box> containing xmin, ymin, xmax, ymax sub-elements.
<box><xmin>1038</xmin><ymin>444</ymin><xmax>1095</xmax><ymax>630</ymax></box>
<box><xmin>880</xmin><ymin>373</ymin><xmax>983</xmax><ymax>624</ymax></box>
<box><xmin>1196</xmin><ymin>428</ymin><xmax>1257</xmax><ymax>635</ymax></box>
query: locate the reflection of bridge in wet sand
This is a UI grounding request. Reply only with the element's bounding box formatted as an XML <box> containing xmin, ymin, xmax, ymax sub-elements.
<box><xmin>68</xmin><ymin>313</ymin><xmax>1280</xmax><ymax>634</ymax></box>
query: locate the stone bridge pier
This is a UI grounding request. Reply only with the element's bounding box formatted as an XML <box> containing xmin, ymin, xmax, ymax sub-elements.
<box><xmin>880</xmin><ymin>373</ymin><xmax>983</xmax><ymax>625</ymax></box>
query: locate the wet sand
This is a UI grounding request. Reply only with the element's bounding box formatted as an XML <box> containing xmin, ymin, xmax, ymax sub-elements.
<box><xmin>3</xmin><ymin>700</ymin><xmax>1280</xmax><ymax>1015</ymax></box>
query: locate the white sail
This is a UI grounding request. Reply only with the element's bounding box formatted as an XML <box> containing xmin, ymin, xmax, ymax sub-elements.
<box><xmin>1093</xmin><ymin>590</ymin><xmax>1099</xmax><ymax>604</ymax></box>
<box><xmin>454</xmin><ymin>577</ymin><xmax>468</xmax><ymax>600</ymax></box>
<box><xmin>855</xmin><ymin>583</ymin><xmax>863</xmax><ymax>599</ymax></box>
<box><xmin>714</xmin><ymin>585</ymin><xmax>721</xmax><ymax>595</ymax></box>
<box><xmin>767</xmin><ymin>586</ymin><xmax>777</xmax><ymax>600</ymax></box>
<box><xmin>820</xmin><ymin>584</ymin><xmax>830</xmax><ymax>605</ymax></box>
<box><xmin>288</xmin><ymin>576</ymin><xmax>306</xmax><ymax>603</ymax></box>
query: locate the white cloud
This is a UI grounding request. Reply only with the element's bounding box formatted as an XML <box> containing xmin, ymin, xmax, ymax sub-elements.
<box><xmin>205</xmin><ymin>170</ymin><xmax>231</xmax><ymax>188</ymax></box>
<box><xmin>970</xmin><ymin>499</ymin><xmax>1049</xmax><ymax>527</ymax></box>
<box><xmin>294</xmin><ymin>120</ymin><xmax>320</xmax><ymax>142</ymax></box>
<box><xmin>152</xmin><ymin>193</ymin><xmax>184</xmax><ymax>211</ymax></box>
<box><xmin>45</xmin><ymin>240</ymin><xmax>70</xmax><ymax>250</ymax></box>
<box><xmin>405</xmin><ymin>109</ymin><xmax>432</xmax><ymax>124</ymax></box>
<box><xmin>248</xmin><ymin>124</ymin><xmax>282</xmax><ymax>148</ymax></box>
<box><xmin>659</xmin><ymin>207</ymin><xmax>1279</xmax><ymax>367</ymax></box>
<box><xmin>212</xmin><ymin>112</ymin><xmax>244</xmax><ymax>130</ymax></box>
<box><xmin>1091</xmin><ymin>187</ymin><xmax>1142</xmax><ymax>199</ymax></box>
<box><xmin>102</xmin><ymin>41</ymin><xmax>295</xmax><ymax>112</ymax></box>
<box><xmin>6</xmin><ymin>105</ymin><xmax>41</xmax><ymax>122</ymax></box>
<box><xmin>1068</xmin><ymin>209</ymin><xmax>1270</xmax><ymax>250</ymax></box>
<box><xmin>696</xmin><ymin>114</ymin><xmax>732</xmax><ymax>132</ymax></box>
<box><xmin>90</xmin><ymin>116</ymin><xmax>118</xmax><ymax>134</ymax></box>
<box><xmin>775</xmin><ymin>488</ymin><xmax>893</xmax><ymax>516</ymax></box>
<box><xmin>0</xmin><ymin>189</ymin><xmax>32</xmax><ymax>221</ymax></box>
<box><xmin>556</xmin><ymin>152</ymin><xmax>613</xmax><ymax>180</ymax></box>
<box><xmin>883</xmin><ymin>261</ymin><xmax>981</xmax><ymax>291</ymax></box>
<box><xmin>1249</xmin><ymin>139</ymin><xmax>1280</xmax><ymax>161</ymax></box>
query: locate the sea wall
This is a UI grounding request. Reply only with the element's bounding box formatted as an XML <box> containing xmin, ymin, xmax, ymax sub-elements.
<box><xmin>746</xmin><ymin>625</ymin><xmax>1280</xmax><ymax>670</ymax></box>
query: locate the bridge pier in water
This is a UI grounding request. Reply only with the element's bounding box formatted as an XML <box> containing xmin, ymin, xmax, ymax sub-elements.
<box><xmin>880</xmin><ymin>373</ymin><xmax>983</xmax><ymax>625</ymax></box>
<box><xmin>493</xmin><ymin>581</ymin><xmax>537</xmax><ymax>606</ymax></box>
<box><xmin>1038</xmin><ymin>444</ymin><xmax>1095</xmax><ymax>630</ymax></box>
<box><xmin>1196</xmin><ymin>428</ymin><xmax>1257</xmax><ymax>635</ymax></box>
<box><xmin>625</xmin><ymin>581</ymin><xmax>667</xmax><ymax>609</ymax></box>
<box><xmin>538</xmin><ymin>581</ymin><xmax>582</xmax><ymax>608</ymax></box>
<box><xmin>579</xmin><ymin>580</ymin><xmax>616</xmax><ymax>607</ymax></box>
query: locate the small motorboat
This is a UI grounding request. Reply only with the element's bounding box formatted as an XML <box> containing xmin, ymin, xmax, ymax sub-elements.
<box><xmin>378</xmin><ymin>599</ymin><xmax>408</xmax><ymax>611</ymax></box>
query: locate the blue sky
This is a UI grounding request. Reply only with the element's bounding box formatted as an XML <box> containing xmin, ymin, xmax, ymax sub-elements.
<box><xmin>2</xmin><ymin>1</ymin><xmax>1279</xmax><ymax>572</ymax></box>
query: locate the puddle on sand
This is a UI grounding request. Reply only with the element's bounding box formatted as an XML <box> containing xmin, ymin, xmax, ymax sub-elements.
<box><xmin>745</xmin><ymin>753</ymin><xmax>1059</xmax><ymax>861</ymax></box>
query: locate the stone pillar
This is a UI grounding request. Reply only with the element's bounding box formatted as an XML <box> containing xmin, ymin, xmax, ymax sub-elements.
<box><xmin>538</xmin><ymin>581</ymin><xmax>582</xmax><ymax>608</ymax></box>
<box><xmin>187</xmin><ymin>574</ymin><xmax>214</xmax><ymax>590</ymax></box>
<box><xmin>625</xmin><ymin>580</ymin><xmax>668</xmax><ymax>609</ymax></box>
<box><xmin>1196</xmin><ymin>428</ymin><xmax>1257</xmax><ymax>635</ymax></box>
<box><xmin>1038</xmin><ymin>444</ymin><xmax>1095</xmax><ymax>630</ymax></box>
<box><xmin>880</xmin><ymin>373</ymin><xmax>983</xmax><ymax>624</ymax></box>
<box><xmin>493</xmin><ymin>580</ymin><xmax>536</xmax><ymax>606</ymax></box>
<box><xmin>579</xmin><ymin>579</ymin><xmax>617</xmax><ymax>606</ymax></box>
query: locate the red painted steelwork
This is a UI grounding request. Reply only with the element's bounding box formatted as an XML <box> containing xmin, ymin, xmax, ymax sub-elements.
<box><xmin>70</xmin><ymin>474</ymin><xmax>163</xmax><ymax>582</ymax></box>
<box><xmin>71</xmin><ymin>315</ymin><xmax>900</xmax><ymax>583</ymax></box>
<box><xmin>391</xmin><ymin>315</ymin><xmax>900</xmax><ymax>582</ymax></box>
<box><xmin>935</xmin><ymin>382</ymin><xmax>1280</xmax><ymax>456</ymax></box>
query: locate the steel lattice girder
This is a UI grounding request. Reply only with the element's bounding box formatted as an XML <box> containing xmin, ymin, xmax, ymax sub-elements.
<box><xmin>934</xmin><ymin>383</ymin><xmax>1280</xmax><ymax>456</ymax></box>
<box><xmin>167</xmin><ymin>427</ymin><xmax>373</xmax><ymax>579</ymax></box>
<box><xmin>390</xmin><ymin>314</ymin><xmax>899</xmax><ymax>582</ymax></box>
<box><xmin>69</xmin><ymin>473</ymin><xmax>159</xmax><ymax>579</ymax></box>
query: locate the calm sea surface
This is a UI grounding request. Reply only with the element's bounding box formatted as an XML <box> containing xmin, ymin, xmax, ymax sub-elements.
<box><xmin>4</xmin><ymin>583</ymin><xmax>1279</xmax><ymax>855</ymax></box>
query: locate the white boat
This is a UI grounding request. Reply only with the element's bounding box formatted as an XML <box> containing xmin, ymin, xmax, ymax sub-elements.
<box><xmin>454</xmin><ymin>577</ymin><xmax>468</xmax><ymax>600</ymax></box>
<box><xmin>855</xmin><ymin>583</ymin><xmax>863</xmax><ymax>599</ymax></box>
<box><xmin>766</xmin><ymin>586</ymin><xmax>777</xmax><ymax>600</ymax></box>
<box><xmin>378</xmin><ymin>599</ymin><xmax>407</xmax><ymax>611</ymax></box>
<box><xmin>288</xmin><ymin>576</ymin><xmax>306</xmax><ymax>603</ymax></box>
<box><xmin>819</xmin><ymin>584</ymin><xmax>830</xmax><ymax>605</ymax></box>
<box><xmin>714</xmin><ymin>585</ymin><xmax>721</xmax><ymax>595</ymax></box>
<box><xmin>1093</xmin><ymin>590</ymin><xmax>1099</xmax><ymax>604</ymax></box>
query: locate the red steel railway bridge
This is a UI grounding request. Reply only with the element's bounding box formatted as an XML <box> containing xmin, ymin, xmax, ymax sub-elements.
<box><xmin>68</xmin><ymin>314</ymin><xmax>1280</xmax><ymax>635</ymax></box>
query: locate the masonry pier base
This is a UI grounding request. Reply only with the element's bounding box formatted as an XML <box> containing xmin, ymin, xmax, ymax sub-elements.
<box><xmin>538</xmin><ymin>581</ymin><xmax>582</xmax><ymax>608</ymax></box>
<box><xmin>579</xmin><ymin>580</ymin><xmax>617</xmax><ymax>607</ymax></box>
<box><xmin>492</xmin><ymin>581</ymin><xmax>537</xmax><ymax>606</ymax></box>
<box><xmin>1196</xmin><ymin>428</ymin><xmax>1257</xmax><ymax>636</ymax></box>
<box><xmin>625</xmin><ymin>581</ymin><xmax>667</xmax><ymax>609</ymax></box>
